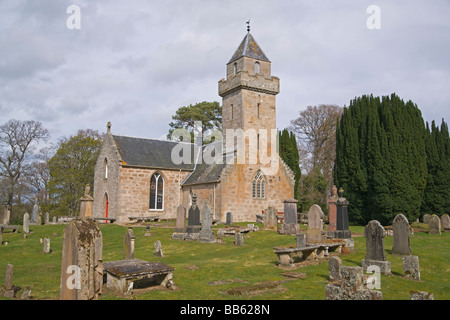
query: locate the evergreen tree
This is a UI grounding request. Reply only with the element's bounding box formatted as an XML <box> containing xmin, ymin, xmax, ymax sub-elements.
<box><xmin>334</xmin><ymin>93</ymin><xmax>427</xmax><ymax>225</ymax></box>
<box><xmin>278</xmin><ymin>129</ymin><xmax>301</xmax><ymax>208</ymax></box>
<box><xmin>422</xmin><ymin>119</ymin><xmax>450</xmax><ymax>215</ymax></box>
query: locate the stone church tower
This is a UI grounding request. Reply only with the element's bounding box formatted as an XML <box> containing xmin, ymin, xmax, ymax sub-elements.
<box><xmin>93</xmin><ymin>28</ymin><xmax>295</xmax><ymax>223</ymax></box>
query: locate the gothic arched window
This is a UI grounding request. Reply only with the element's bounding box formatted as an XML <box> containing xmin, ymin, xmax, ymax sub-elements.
<box><xmin>149</xmin><ymin>172</ymin><xmax>164</xmax><ymax>210</ymax></box>
<box><xmin>252</xmin><ymin>171</ymin><xmax>265</xmax><ymax>199</ymax></box>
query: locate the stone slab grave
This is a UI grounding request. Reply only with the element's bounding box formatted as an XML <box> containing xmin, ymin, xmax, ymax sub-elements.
<box><xmin>273</xmin><ymin>239</ymin><xmax>346</xmax><ymax>268</ymax></box>
<box><xmin>361</xmin><ymin>220</ymin><xmax>391</xmax><ymax>275</ymax></box>
<box><xmin>198</xmin><ymin>202</ymin><xmax>216</xmax><ymax>243</ymax></box>
<box><xmin>402</xmin><ymin>255</ymin><xmax>420</xmax><ymax>280</ymax></box>
<box><xmin>103</xmin><ymin>259</ymin><xmax>175</xmax><ymax>295</ymax></box>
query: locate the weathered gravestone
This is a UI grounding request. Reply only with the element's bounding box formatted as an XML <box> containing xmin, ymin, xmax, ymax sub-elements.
<box><xmin>392</xmin><ymin>214</ymin><xmax>412</xmax><ymax>255</ymax></box>
<box><xmin>361</xmin><ymin>220</ymin><xmax>391</xmax><ymax>274</ymax></box>
<box><xmin>44</xmin><ymin>212</ymin><xmax>50</xmax><ymax>225</ymax></box>
<box><xmin>1</xmin><ymin>206</ymin><xmax>11</xmax><ymax>225</ymax></box>
<box><xmin>441</xmin><ymin>214</ymin><xmax>450</xmax><ymax>230</ymax></box>
<box><xmin>123</xmin><ymin>227</ymin><xmax>135</xmax><ymax>260</ymax></box>
<box><xmin>226</xmin><ymin>212</ymin><xmax>233</xmax><ymax>225</ymax></box>
<box><xmin>4</xmin><ymin>264</ymin><xmax>15</xmax><ymax>298</ymax></box>
<box><xmin>185</xmin><ymin>194</ymin><xmax>201</xmax><ymax>240</ymax></box>
<box><xmin>279</xmin><ymin>199</ymin><xmax>299</xmax><ymax>235</ymax></box>
<box><xmin>402</xmin><ymin>255</ymin><xmax>420</xmax><ymax>280</ymax></box>
<box><xmin>329</xmin><ymin>256</ymin><xmax>342</xmax><ymax>282</ymax></box>
<box><xmin>60</xmin><ymin>218</ymin><xmax>103</xmax><ymax>300</ymax></box>
<box><xmin>306</xmin><ymin>204</ymin><xmax>325</xmax><ymax>243</ymax></box>
<box><xmin>23</xmin><ymin>213</ymin><xmax>30</xmax><ymax>235</ymax></box>
<box><xmin>325</xmin><ymin>266</ymin><xmax>382</xmax><ymax>300</ymax></box>
<box><xmin>198</xmin><ymin>202</ymin><xmax>216</xmax><ymax>243</ymax></box>
<box><xmin>423</xmin><ymin>214</ymin><xmax>431</xmax><ymax>224</ymax></box>
<box><xmin>154</xmin><ymin>240</ymin><xmax>163</xmax><ymax>257</ymax></box>
<box><xmin>31</xmin><ymin>203</ymin><xmax>39</xmax><ymax>224</ymax></box>
<box><xmin>234</xmin><ymin>232</ymin><xmax>244</xmax><ymax>246</ymax></box>
<box><xmin>428</xmin><ymin>214</ymin><xmax>441</xmax><ymax>235</ymax></box>
<box><xmin>43</xmin><ymin>237</ymin><xmax>51</xmax><ymax>254</ymax></box>
<box><xmin>172</xmin><ymin>205</ymin><xmax>186</xmax><ymax>240</ymax></box>
<box><xmin>79</xmin><ymin>185</ymin><xmax>94</xmax><ymax>218</ymax></box>
<box><xmin>264</xmin><ymin>207</ymin><xmax>278</xmax><ymax>230</ymax></box>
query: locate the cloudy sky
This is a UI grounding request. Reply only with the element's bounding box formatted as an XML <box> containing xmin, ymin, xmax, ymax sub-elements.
<box><xmin>1</xmin><ymin>0</ymin><xmax>449</xmax><ymax>144</ymax></box>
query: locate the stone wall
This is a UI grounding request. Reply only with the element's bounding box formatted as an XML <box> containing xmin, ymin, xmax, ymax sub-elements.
<box><xmin>117</xmin><ymin>167</ymin><xmax>191</xmax><ymax>222</ymax></box>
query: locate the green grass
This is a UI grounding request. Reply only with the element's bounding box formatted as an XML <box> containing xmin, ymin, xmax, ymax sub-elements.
<box><xmin>1</xmin><ymin>221</ymin><xmax>449</xmax><ymax>300</ymax></box>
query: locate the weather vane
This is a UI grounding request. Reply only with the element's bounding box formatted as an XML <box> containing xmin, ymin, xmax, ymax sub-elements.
<box><xmin>246</xmin><ymin>20</ymin><xmax>250</xmax><ymax>32</ymax></box>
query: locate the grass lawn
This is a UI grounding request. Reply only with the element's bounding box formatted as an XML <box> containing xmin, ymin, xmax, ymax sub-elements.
<box><xmin>0</xmin><ymin>221</ymin><xmax>449</xmax><ymax>300</ymax></box>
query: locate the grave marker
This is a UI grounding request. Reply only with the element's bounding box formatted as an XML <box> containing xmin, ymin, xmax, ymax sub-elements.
<box><xmin>279</xmin><ymin>199</ymin><xmax>299</xmax><ymax>235</ymax></box>
<box><xmin>264</xmin><ymin>207</ymin><xmax>278</xmax><ymax>230</ymax></box>
<box><xmin>198</xmin><ymin>202</ymin><xmax>216</xmax><ymax>243</ymax></box>
<box><xmin>392</xmin><ymin>214</ymin><xmax>412</xmax><ymax>255</ymax></box>
<box><xmin>59</xmin><ymin>218</ymin><xmax>103</xmax><ymax>300</ymax></box>
<box><xmin>123</xmin><ymin>227</ymin><xmax>135</xmax><ymax>259</ymax></box>
<box><xmin>361</xmin><ymin>220</ymin><xmax>391</xmax><ymax>274</ymax></box>
<box><xmin>306</xmin><ymin>204</ymin><xmax>325</xmax><ymax>243</ymax></box>
<box><xmin>429</xmin><ymin>214</ymin><xmax>441</xmax><ymax>235</ymax></box>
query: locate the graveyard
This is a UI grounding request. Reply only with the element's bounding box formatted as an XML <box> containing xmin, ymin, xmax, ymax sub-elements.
<box><xmin>1</xmin><ymin>215</ymin><xmax>449</xmax><ymax>300</ymax></box>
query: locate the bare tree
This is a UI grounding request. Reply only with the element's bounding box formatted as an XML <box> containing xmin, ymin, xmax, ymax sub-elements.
<box><xmin>289</xmin><ymin>105</ymin><xmax>342</xmax><ymax>188</ymax></box>
<box><xmin>0</xmin><ymin>119</ymin><xmax>49</xmax><ymax>210</ymax></box>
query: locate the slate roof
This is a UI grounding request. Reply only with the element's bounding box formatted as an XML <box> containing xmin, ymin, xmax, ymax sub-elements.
<box><xmin>112</xmin><ymin>135</ymin><xmax>227</xmax><ymax>184</ymax></box>
<box><xmin>228</xmin><ymin>32</ymin><xmax>270</xmax><ymax>64</ymax></box>
<box><xmin>112</xmin><ymin>135</ymin><xmax>196</xmax><ymax>171</ymax></box>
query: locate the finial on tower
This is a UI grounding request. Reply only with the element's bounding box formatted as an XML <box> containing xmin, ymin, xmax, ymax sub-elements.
<box><xmin>107</xmin><ymin>121</ymin><xmax>111</xmax><ymax>134</ymax></box>
<box><xmin>246</xmin><ymin>20</ymin><xmax>250</xmax><ymax>32</ymax></box>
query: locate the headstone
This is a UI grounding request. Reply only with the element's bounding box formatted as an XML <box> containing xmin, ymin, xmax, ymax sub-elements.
<box><xmin>31</xmin><ymin>203</ymin><xmax>39</xmax><ymax>224</ymax></box>
<box><xmin>327</xmin><ymin>185</ymin><xmax>338</xmax><ymax>232</ymax></box>
<box><xmin>361</xmin><ymin>220</ymin><xmax>391</xmax><ymax>274</ymax></box>
<box><xmin>59</xmin><ymin>218</ymin><xmax>103</xmax><ymax>300</ymax></box>
<box><xmin>423</xmin><ymin>214</ymin><xmax>431</xmax><ymax>224</ymax></box>
<box><xmin>44</xmin><ymin>212</ymin><xmax>50</xmax><ymax>225</ymax></box>
<box><xmin>306</xmin><ymin>204</ymin><xmax>325</xmax><ymax>243</ymax></box>
<box><xmin>43</xmin><ymin>237</ymin><xmax>51</xmax><ymax>254</ymax></box>
<box><xmin>402</xmin><ymin>255</ymin><xmax>420</xmax><ymax>280</ymax></box>
<box><xmin>234</xmin><ymin>232</ymin><xmax>244</xmax><ymax>246</ymax></box>
<box><xmin>123</xmin><ymin>227</ymin><xmax>135</xmax><ymax>260</ymax></box>
<box><xmin>198</xmin><ymin>202</ymin><xmax>216</xmax><ymax>243</ymax></box>
<box><xmin>52</xmin><ymin>216</ymin><xmax>57</xmax><ymax>223</ymax></box>
<box><xmin>226</xmin><ymin>212</ymin><xmax>233</xmax><ymax>225</ymax></box>
<box><xmin>325</xmin><ymin>266</ymin><xmax>382</xmax><ymax>300</ymax></box>
<box><xmin>296</xmin><ymin>233</ymin><xmax>306</xmax><ymax>248</ymax></box>
<box><xmin>184</xmin><ymin>194</ymin><xmax>201</xmax><ymax>240</ymax></box>
<box><xmin>428</xmin><ymin>214</ymin><xmax>441</xmax><ymax>235</ymax></box>
<box><xmin>279</xmin><ymin>199</ymin><xmax>300</xmax><ymax>235</ymax></box>
<box><xmin>441</xmin><ymin>214</ymin><xmax>450</xmax><ymax>230</ymax></box>
<box><xmin>329</xmin><ymin>256</ymin><xmax>342</xmax><ymax>282</ymax></box>
<box><xmin>1</xmin><ymin>206</ymin><xmax>11</xmax><ymax>225</ymax></box>
<box><xmin>79</xmin><ymin>185</ymin><xmax>94</xmax><ymax>218</ymax></box>
<box><xmin>4</xmin><ymin>264</ymin><xmax>15</xmax><ymax>298</ymax></box>
<box><xmin>410</xmin><ymin>291</ymin><xmax>434</xmax><ymax>300</ymax></box>
<box><xmin>392</xmin><ymin>214</ymin><xmax>412</xmax><ymax>255</ymax></box>
<box><xmin>154</xmin><ymin>240</ymin><xmax>163</xmax><ymax>257</ymax></box>
<box><xmin>264</xmin><ymin>207</ymin><xmax>278</xmax><ymax>230</ymax></box>
<box><xmin>172</xmin><ymin>205</ymin><xmax>186</xmax><ymax>240</ymax></box>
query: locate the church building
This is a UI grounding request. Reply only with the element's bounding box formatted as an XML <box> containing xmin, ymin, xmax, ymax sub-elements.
<box><xmin>93</xmin><ymin>29</ymin><xmax>295</xmax><ymax>223</ymax></box>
